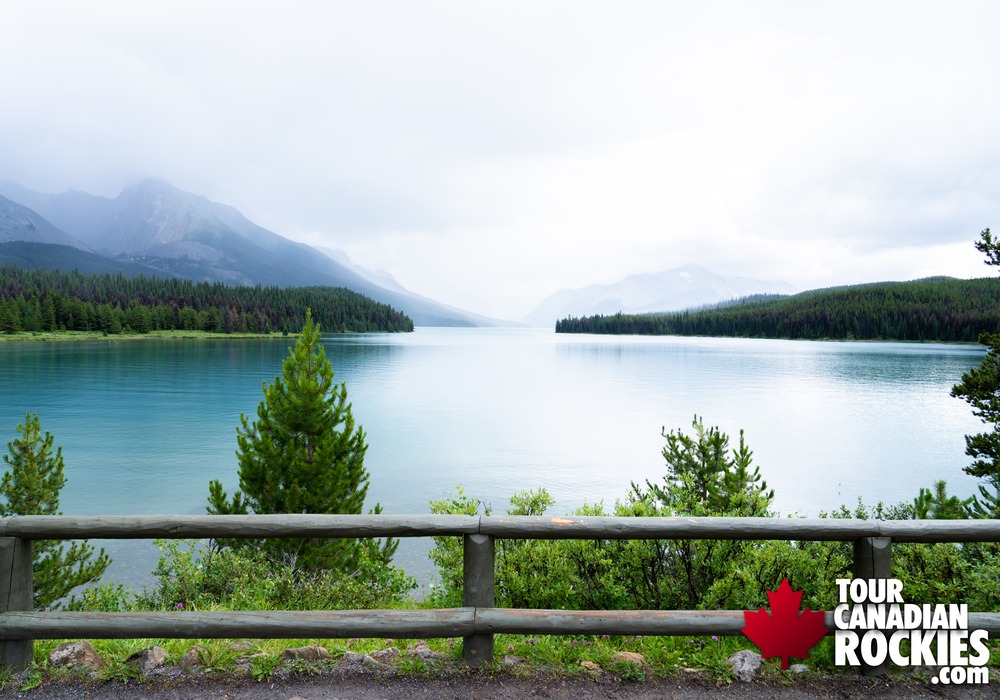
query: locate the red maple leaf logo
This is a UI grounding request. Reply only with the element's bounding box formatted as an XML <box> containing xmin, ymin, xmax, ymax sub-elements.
<box><xmin>741</xmin><ymin>578</ymin><xmax>827</xmax><ymax>670</ymax></box>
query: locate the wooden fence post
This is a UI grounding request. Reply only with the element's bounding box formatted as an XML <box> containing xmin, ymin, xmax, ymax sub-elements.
<box><xmin>0</xmin><ymin>537</ymin><xmax>33</xmax><ymax>669</ymax></box>
<box><xmin>852</xmin><ymin>536</ymin><xmax>891</xmax><ymax>676</ymax></box>
<box><xmin>462</xmin><ymin>533</ymin><xmax>494</xmax><ymax>666</ymax></box>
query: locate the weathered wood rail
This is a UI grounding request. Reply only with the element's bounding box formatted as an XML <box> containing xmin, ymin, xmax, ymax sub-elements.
<box><xmin>2</xmin><ymin>514</ymin><xmax>1000</xmax><ymax>672</ymax></box>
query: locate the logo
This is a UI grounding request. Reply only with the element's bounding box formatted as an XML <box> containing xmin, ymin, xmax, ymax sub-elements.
<box><xmin>834</xmin><ymin>578</ymin><xmax>990</xmax><ymax>685</ymax></box>
<box><xmin>741</xmin><ymin>578</ymin><xmax>990</xmax><ymax>685</ymax></box>
<box><xmin>741</xmin><ymin>578</ymin><xmax>827</xmax><ymax>669</ymax></box>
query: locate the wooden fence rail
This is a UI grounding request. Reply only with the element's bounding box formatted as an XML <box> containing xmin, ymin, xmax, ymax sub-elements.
<box><xmin>2</xmin><ymin>514</ymin><xmax>1000</xmax><ymax>672</ymax></box>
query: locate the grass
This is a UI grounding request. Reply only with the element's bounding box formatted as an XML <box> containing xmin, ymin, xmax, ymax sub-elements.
<box><xmin>16</xmin><ymin>633</ymin><xmax>782</xmax><ymax>686</ymax></box>
<box><xmin>29</xmin><ymin>636</ymin><xmax>604</xmax><ymax>679</ymax></box>
<box><xmin>0</xmin><ymin>330</ymin><xmax>297</xmax><ymax>343</ymax></box>
<box><xmin>14</xmin><ymin>630</ymin><xmax>1000</xmax><ymax>691</ymax></box>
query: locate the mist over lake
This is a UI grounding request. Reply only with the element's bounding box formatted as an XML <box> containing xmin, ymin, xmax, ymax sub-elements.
<box><xmin>0</xmin><ymin>328</ymin><xmax>986</xmax><ymax>588</ymax></box>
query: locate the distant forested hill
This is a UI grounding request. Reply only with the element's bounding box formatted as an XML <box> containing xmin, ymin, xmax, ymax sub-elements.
<box><xmin>555</xmin><ymin>277</ymin><xmax>1000</xmax><ymax>342</ymax></box>
<box><xmin>0</xmin><ymin>265</ymin><xmax>414</xmax><ymax>335</ymax></box>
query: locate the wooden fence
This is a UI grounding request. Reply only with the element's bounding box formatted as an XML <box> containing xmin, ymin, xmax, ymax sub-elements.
<box><xmin>2</xmin><ymin>514</ymin><xmax>1000</xmax><ymax>672</ymax></box>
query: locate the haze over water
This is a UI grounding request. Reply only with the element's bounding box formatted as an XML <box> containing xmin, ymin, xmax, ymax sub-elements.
<box><xmin>0</xmin><ymin>328</ymin><xmax>986</xmax><ymax>587</ymax></box>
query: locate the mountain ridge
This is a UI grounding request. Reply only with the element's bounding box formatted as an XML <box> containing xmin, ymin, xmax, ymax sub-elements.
<box><xmin>0</xmin><ymin>194</ymin><xmax>92</xmax><ymax>251</ymax></box>
<box><xmin>0</xmin><ymin>181</ymin><xmax>488</xmax><ymax>327</ymax></box>
<box><xmin>523</xmin><ymin>264</ymin><xmax>798</xmax><ymax>326</ymax></box>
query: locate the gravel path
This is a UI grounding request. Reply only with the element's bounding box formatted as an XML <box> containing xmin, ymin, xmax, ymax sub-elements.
<box><xmin>2</xmin><ymin>669</ymin><xmax>997</xmax><ymax>700</ymax></box>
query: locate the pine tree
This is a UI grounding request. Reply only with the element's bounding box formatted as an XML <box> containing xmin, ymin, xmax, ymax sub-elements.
<box><xmin>208</xmin><ymin>309</ymin><xmax>395</xmax><ymax>571</ymax></box>
<box><xmin>949</xmin><ymin>229</ymin><xmax>1000</xmax><ymax>517</ymax></box>
<box><xmin>645</xmin><ymin>416</ymin><xmax>773</xmax><ymax>517</ymax></box>
<box><xmin>1</xmin><ymin>413</ymin><xmax>110</xmax><ymax>609</ymax></box>
<box><xmin>616</xmin><ymin>417</ymin><xmax>774</xmax><ymax>609</ymax></box>
<box><xmin>913</xmin><ymin>480</ymin><xmax>975</xmax><ymax>519</ymax></box>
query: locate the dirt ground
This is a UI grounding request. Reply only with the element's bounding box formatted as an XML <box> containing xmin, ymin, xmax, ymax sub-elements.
<box><xmin>2</xmin><ymin>667</ymin><xmax>998</xmax><ymax>700</ymax></box>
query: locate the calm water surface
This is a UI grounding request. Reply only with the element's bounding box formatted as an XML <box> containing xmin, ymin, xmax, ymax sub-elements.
<box><xmin>0</xmin><ymin>328</ymin><xmax>986</xmax><ymax>587</ymax></box>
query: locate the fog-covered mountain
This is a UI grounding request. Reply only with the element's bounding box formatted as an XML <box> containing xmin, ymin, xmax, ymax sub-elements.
<box><xmin>0</xmin><ymin>194</ymin><xmax>91</xmax><ymax>250</ymax></box>
<box><xmin>0</xmin><ymin>180</ymin><xmax>492</xmax><ymax>326</ymax></box>
<box><xmin>523</xmin><ymin>265</ymin><xmax>798</xmax><ymax>327</ymax></box>
<box><xmin>316</xmin><ymin>246</ymin><xmax>413</xmax><ymax>295</ymax></box>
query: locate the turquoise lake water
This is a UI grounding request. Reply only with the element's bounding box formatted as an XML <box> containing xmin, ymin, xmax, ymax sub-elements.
<box><xmin>0</xmin><ymin>328</ymin><xmax>987</xmax><ymax>588</ymax></box>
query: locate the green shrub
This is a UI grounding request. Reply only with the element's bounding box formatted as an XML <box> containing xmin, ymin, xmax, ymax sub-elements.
<box><xmin>428</xmin><ymin>418</ymin><xmax>1000</xmax><ymax>615</ymax></box>
<box><xmin>429</xmin><ymin>418</ymin><xmax>779</xmax><ymax>611</ymax></box>
<box><xmin>138</xmin><ymin>539</ymin><xmax>415</xmax><ymax>611</ymax></box>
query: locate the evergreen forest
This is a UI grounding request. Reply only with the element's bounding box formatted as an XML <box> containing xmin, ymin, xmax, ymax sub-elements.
<box><xmin>555</xmin><ymin>277</ymin><xmax>1000</xmax><ymax>342</ymax></box>
<box><xmin>0</xmin><ymin>265</ymin><xmax>414</xmax><ymax>335</ymax></box>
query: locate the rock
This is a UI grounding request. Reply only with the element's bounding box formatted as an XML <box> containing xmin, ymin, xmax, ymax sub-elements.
<box><xmin>580</xmin><ymin>660</ymin><xmax>602</xmax><ymax>671</ymax></box>
<box><xmin>340</xmin><ymin>650</ymin><xmax>366</xmax><ymax>666</ymax></box>
<box><xmin>228</xmin><ymin>640</ymin><xmax>254</xmax><ymax>652</ymax></box>
<box><xmin>340</xmin><ymin>651</ymin><xmax>388</xmax><ymax>670</ymax></box>
<box><xmin>340</xmin><ymin>651</ymin><xmax>375</xmax><ymax>666</ymax></box>
<box><xmin>502</xmin><ymin>655</ymin><xmax>527</xmax><ymax>666</ymax></box>
<box><xmin>48</xmin><ymin>641</ymin><xmax>105</xmax><ymax>670</ymax></box>
<box><xmin>370</xmin><ymin>647</ymin><xmax>400</xmax><ymax>664</ymax></box>
<box><xmin>789</xmin><ymin>663</ymin><xmax>809</xmax><ymax>674</ymax></box>
<box><xmin>726</xmin><ymin>650</ymin><xmax>762</xmax><ymax>682</ymax></box>
<box><xmin>282</xmin><ymin>644</ymin><xmax>331</xmax><ymax>662</ymax></box>
<box><xmin>177</xmin><ymin>645</ymin><xmax>205</xmax><ymax>668</ymax></box>
<box><xmin>125</xmin><ymin>646</ymin><xmax>168</xmax><ymax>675</ymax></box>
<box><xmin>409</xmin><ymin>643</ymin><xmax>445</xmax><ymax>661</ymax></box>
<box><xmin>612</xmin><ymin>651</ymin><xmax>646</xmax><ymax>664</ymax></box>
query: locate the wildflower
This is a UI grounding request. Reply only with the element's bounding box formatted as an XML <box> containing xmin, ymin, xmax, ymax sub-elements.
<box><xmin>175</xmin><ymin>602</ymin><xmax>184</xmax><ymax>610</ymax></box>
<box><xmin>711</xmin><ymin>635</ymin><xmax>719</xmax><ymax>642</ymax></box>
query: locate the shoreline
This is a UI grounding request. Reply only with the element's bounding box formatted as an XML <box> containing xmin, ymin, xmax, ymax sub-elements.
<box><xmin>0</xmin><ymin>330</ymin><xmax>300</xmax><ymax>343</ymax></box>
<box><xmin>553</xmin><ymin>331</ymin><xmax>983</xmax><ymax>346</ymax></box>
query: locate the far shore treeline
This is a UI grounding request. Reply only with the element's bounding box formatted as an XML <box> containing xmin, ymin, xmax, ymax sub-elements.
<box><xmin>0</xmin><ymin>265</ymin><xmax>414</xmax><ymax>335</ymax></box>
<box><xmin>556</xmin><ymin>277</ymin><xmax>1000</xmax><ymax>343</ymax></box>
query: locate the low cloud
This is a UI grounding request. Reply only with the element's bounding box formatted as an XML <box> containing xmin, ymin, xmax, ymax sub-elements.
<box><xmin>1</xmin><ymin>1</ymin><xmax>997</xmax><ymax>318</ymax></box>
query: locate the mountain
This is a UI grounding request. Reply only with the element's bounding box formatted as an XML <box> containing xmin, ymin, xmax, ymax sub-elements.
<box><xmin>0</xmin><ymin>194</ymin><xmax>91</xmax><ymax>250</ymax></box>
<box><xmin>0</xmin><ymin>180</ymin><xmax>488</xmax><ymax>326</ymax></box>
<box><xmin>316</xmin><ymin>246</ymin><xmax>412</xmax><ymax>295</ymax></box>
<box><xmin>523</xmin><ymin>265</ymin><xmax>799</xmax><ymax>327</ymax></box>
<box><xmin>313</xmin><ymin>246</ymin><xmax>513</xmax><ymax>327</ymax></box>
<box><xmin>0</xmin><ymin>241</ymin><xmax>175</xmax><ymax>277</ymax></box>
<box><xmin>0</xmin><ymin>184</ymin><xmax>120</xmax><ymax>250</ymax></box>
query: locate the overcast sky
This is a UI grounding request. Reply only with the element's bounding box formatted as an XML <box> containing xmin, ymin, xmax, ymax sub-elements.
<box><xmin>2</xmin><ymin>2</ymin><xmax>998</xmax><ymax>319</ymax></box>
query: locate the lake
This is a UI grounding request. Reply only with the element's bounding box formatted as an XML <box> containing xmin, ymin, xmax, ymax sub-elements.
<box><xmin>0</xmin><ymin>328</ymin><xmax>987</xmax><ymax>589</ymax></box>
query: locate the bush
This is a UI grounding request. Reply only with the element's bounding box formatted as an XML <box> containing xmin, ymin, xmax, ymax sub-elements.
<box><xmin>428</xmin><ymin>418</ymin><xmax>1000</xmax><ymax>614</ymax></box>
<box><xmin>138</xmin><ymin>539</ymin><xmax>416</xmax><ymax>612</ymax></box>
